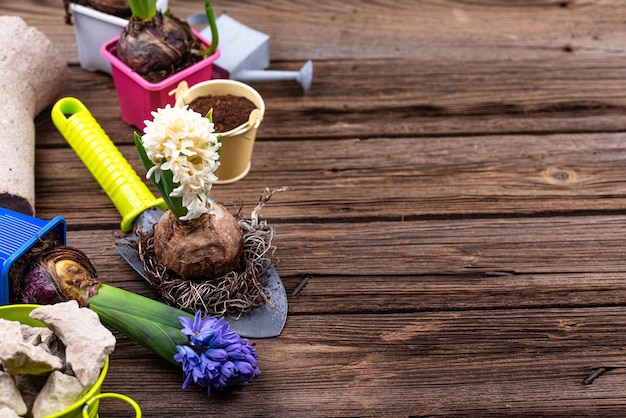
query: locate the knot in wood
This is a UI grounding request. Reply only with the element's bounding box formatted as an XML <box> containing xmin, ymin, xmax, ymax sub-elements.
<box><xmin>543</xmin><ymin>167</ymin><xmax>577</xmax><ymax>185</ymax></box>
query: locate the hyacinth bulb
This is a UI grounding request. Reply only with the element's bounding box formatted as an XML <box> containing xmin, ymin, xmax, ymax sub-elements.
<box><xmin>18</xmin><ymin>246</ymin><xmax>100</xmax><ymax>307</ymax></box>
<box><xmin>116</xmin><ymin>11</ymin><xmax>200</xmax><ymax>82</ymax></box>
<box><xmin>153</xmin><ymin>204</ymin><xmax>243</xmax><ymax>281</ymax></box>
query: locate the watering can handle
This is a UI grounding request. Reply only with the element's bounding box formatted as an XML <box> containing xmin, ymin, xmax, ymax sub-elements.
<box><xmin>82</xmin><ymin>392</ymin><xmax>142</xmax><ymax>418</ymax></box>
<box><xmin>223</xmin><ymin>108</ymin><xmax>264</xmax><ymax>136</ymax></box>
<box><xmin>51</xmin><ymin>97</ymin><xmax>164</xmax><ymax>233</ymax></box>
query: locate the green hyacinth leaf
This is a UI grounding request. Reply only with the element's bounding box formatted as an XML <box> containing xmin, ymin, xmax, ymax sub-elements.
<box><xmin>89</xmin><ymin>284</ymin><xmax>193</xmax><ymax>364</ymax></box>
<box><xmin>134</xmin><ymin>132</ymin><xmax>187</xmax><ymax>220</ymax></box>
<box><xmin>128</xmin><ymin>0</ymin><xmax>157</xmax><ymax>20</ymax></box>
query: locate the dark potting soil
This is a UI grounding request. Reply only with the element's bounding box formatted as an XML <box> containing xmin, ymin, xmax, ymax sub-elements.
<box><xmin>64</xmin><ymin>0</ymin><xmax>131</xmax><ymax>21</ymax></box>
<box><xmin>188</xmin><ymin>95</ymin><xmax>257</xmax><ymax>133</ymax></box>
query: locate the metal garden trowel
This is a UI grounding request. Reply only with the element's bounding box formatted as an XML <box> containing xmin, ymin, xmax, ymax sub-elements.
<box><xmin>50</xmin><ymin>97</ymin><xmax>288</xmax><ymax>338</ymax></box>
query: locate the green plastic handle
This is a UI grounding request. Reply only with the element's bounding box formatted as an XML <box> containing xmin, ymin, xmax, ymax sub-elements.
<box><xmin>82</xmin><ymin>392</ymin><xmax>142</xmax><ymax>418</ymax></box>
<box><xmin>51</xmin><ymin>97</ymin><xmax>165</xmax><ymax>233</ymax></box>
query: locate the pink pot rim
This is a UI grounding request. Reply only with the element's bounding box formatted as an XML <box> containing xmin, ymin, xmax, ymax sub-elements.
<box><xmin>100</xmin><ymin>29</ymin><xmax>220</xmax><ymax>91</ymax></box>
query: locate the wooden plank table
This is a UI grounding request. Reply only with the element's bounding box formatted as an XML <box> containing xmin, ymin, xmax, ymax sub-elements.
<box><xmin>6</xmin><ymin>0</ymin><xmax>626</xmax><ymax>415</ymax></box>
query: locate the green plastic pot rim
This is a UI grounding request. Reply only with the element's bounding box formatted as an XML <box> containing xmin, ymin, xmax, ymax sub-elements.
<box><xmin>45</xmin><ymin>356</ymin><xmax>110</xmax><ymax>418</ymax></box>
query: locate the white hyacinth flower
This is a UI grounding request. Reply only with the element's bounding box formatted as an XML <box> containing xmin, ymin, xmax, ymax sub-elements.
<box><xmin>141</xmin><ymin>105</ymin><xmax>221</xmax><ymax>221</ymax></box>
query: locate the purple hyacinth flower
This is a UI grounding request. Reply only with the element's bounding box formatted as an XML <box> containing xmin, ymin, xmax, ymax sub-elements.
<box><xmin>174</xmin><ymin>311</ymin><xmax>261</xmax><ymax>395</ymax></box>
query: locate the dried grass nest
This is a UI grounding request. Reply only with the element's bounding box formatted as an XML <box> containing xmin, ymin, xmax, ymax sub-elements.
<box><xmin>137</xmin><ymin>187</ymin><xmax>286</xmax><ymax>319</ymax></box>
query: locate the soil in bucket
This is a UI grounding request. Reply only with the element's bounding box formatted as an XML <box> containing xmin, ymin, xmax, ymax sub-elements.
<box><xmin>188</xmin><ymin>94</ymin><xmax>257</xmax><ymax>132</ymax></box>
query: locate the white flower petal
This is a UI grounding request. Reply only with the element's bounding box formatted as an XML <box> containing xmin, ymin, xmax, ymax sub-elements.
<box><xmin>140</xmin><ymin>105</ymin><xmax>221</xmax><ymax>220</ymax></box>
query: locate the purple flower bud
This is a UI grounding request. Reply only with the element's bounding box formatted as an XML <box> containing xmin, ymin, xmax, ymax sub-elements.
<box><xmin>205</xmin><ymin>348</ymin><xmax>228</xmax><ymax>362</ymax></box>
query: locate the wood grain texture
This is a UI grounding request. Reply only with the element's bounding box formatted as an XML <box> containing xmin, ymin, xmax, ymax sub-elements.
<box><xmin>98</xmin><ymin>308</ymin><xmax>626</xmax><ymax>417</ymax></box>
<box><xmin>6</xmin><ymin>0</ymin><xmax>626</xmax><ymax>415</ymax></box>
<box><xmin>34</xmin><ymin>132</ymin><xmax>626</xmax><ymax>224</ymax></box>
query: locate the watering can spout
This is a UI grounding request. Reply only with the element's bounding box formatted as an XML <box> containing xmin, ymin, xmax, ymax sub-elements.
<box><xmin>234</xmin><ymin>60</ymin><xmax>313</xmax><ymax>92</ymax></box>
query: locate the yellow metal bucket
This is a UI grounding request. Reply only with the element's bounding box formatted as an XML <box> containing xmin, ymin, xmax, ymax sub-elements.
<box><xmin>172</xmin><ymin>79</ymin><xmax>265</xmax><ymax>184</ymax></box>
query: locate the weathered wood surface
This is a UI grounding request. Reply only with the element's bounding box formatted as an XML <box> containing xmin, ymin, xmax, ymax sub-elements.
<box><xmin>6</xmin><ymin>0</ymin><xmax>626</xmax><ymax>416</ymax></box>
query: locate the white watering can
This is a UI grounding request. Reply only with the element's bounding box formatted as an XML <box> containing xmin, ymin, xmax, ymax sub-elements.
<box><xmin>188</xmin><ymin>13</ymin><xmax>313</xmax><ymax>92</ymax></box>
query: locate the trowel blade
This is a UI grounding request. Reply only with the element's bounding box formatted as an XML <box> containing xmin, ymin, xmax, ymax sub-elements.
<box><xmin>226</xmin><ymin>264</ymin><xmax>288</xmax><ymax>338</ymax></box>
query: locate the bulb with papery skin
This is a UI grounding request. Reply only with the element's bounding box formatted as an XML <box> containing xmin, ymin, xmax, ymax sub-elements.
<box><xmin>20</xmin><ymin>264</ymin><xmax>65</xmax><ymax>305</ymax></box>
<box><xmin>116</xmin><ymin>11</ymin><xmax>201</xmax><ymax>82</ymax></box>
<box><xmin>19</xmin><ymin>247</ymin><xmax>100</xmax><ymax>307</ymax></box>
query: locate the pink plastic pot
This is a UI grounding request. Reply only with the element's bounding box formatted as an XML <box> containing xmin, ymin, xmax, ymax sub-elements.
<box><xmin>100</xmin><ymin>31</ymin><xmax>220</xmax><ymax>129</ymax></box>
